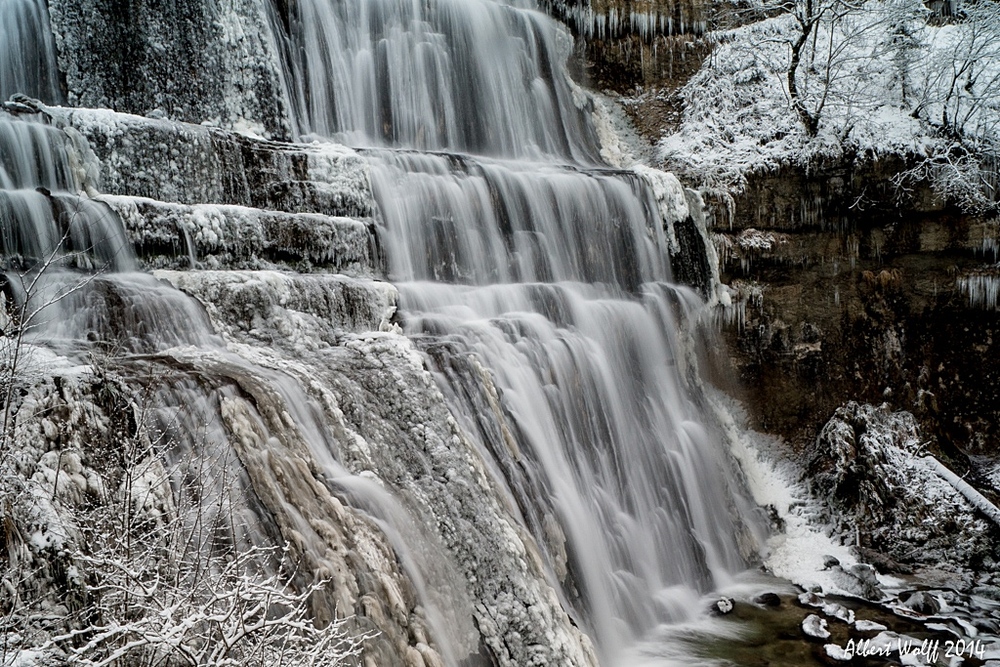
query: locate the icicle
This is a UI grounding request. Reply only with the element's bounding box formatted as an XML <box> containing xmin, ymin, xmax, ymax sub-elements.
<box><xmin>957</xmin><ymin>272</ymin><xmax>1000</xmax><ymax>310</ymax></box>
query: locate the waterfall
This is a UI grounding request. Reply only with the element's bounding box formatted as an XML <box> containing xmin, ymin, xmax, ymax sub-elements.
<box><xmin>335</xmin><ymin>3</ymin><xmax>761</xmax><ymax>655</ymax></box>
<box><xmin>366</xmin><ymin>145</ymin><xmax>756</xmax><ymax>660</ymax></box>
<box><xmin>1</xmin><ymin>1</ymin><xmax>765</xmax><ymax>665</ymax></box>
<box><xmin>0</xmin><ymin>117</ymin><xmax>133</xmax><ymax>276</ymax></box>
<box><xmin>285</xmin><ymin>0</ymin><xmax>601</xmax><ymax>160</ymax></box>
<box><xmin>0</xmin><ymin>0</ymin><xmax>62</xmax><ymax>104</ymax></box>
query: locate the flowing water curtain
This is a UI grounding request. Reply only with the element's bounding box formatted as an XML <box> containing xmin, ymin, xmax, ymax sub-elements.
<box><xmin>283</xmin><ymin>0</ymin><xmax>601</xmax><ymax>160</ymax></box>
<box><xmin>370</xmin><ymin>146</ymin><xmax>762</xmax><ymax>658</ymax></box>
<box><xmin>0</xmin><ymin>0</ymin><xmax>62</xmax><ymax>103</ymax></box>
<box><xmin>345</xmin><ymin>2</ymin><xmax>766</xmax><ymax>654</ymax></box>
<box><xmin>369</xmin><ymin>151</ymin><xmax>670</xmax><ymax>288</ymax></box>
<box><xmin>398</xmin><ymin>281</ymin><xmax>756</xmax><ymax>658</ymax></box>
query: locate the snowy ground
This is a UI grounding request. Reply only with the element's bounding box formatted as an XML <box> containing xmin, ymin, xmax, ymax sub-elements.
<box><xmin>658</xmin><ymin>0</ymin><xmax>1000</xmax><ymax>212</ymax></box>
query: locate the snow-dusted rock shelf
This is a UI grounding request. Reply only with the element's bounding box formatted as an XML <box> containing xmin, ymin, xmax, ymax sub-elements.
<box><xmin>50</xmin><ymin>107</ymin><xmax>374</xmax><ymax>218</ymax></box>
<box><xmin>102</xmin><ymin>195</ymin><xmax>378</xmax><ymax>274</ymax></box>
<box><xmin>157</xmin><ymin>270</ymin><xmax>398</xmax><ymax>340</ymax></box>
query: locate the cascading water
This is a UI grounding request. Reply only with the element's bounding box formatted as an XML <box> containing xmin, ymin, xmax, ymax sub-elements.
<box><xmin>0</xmin><ymin>118</ymin><xmax>133</xmax><ymax>280</ymax></box>
<box><xmin>2</xmin><ymin>0</ymin><xmax>766</xmax><ymax>665</ymax></box>
<box><xmin>0</xmin><ymin>0</ymin><xmax>62</xmax><ymax>104</ymax></box>
<box><xmin>281</xmin><ymin>0</ymin><xmax>764</xmax><ymax>656</ymax></box>
<box><xmin>284</xmin><ymin>0</ymin><xmax>601</xmax><ymax>161</ymax></box>
<box><xmin>367</xmin><ymin>147</ymin><xmax>759</xmax><ymax>661</ymax></box>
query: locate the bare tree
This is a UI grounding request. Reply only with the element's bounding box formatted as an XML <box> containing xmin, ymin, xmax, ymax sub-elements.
<box><xmin>889</xmin><ymin>0</ymin><xmax>1000</xmax><ymax>213</ymax></box>
<box><xmin>1</xmin><ymin>367</ymin><xmax>369</xmax><ymax>666</ymax></box>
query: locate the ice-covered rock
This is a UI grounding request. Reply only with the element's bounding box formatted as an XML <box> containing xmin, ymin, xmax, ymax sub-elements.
<box><xmin>806</xmin><ymin>402</ymin><xmax>995</xmax><ymax>576</ymax></box>
<box><xmin>897</xmin><ymin>591</ymin><xmax>941</xmax><ymax>617</ymax></box>
<box><xmin>854</xmin><ymin>619</ymin><xmax>888</xmax><ymax>632</ymax></box>
<box><xmin>824</xmin><ymin>644</ymin><xmax>850</xmax><ymax>661</ymax></box>
<box><xmin>103</xmin><ymin>195</ymin><xmax>377</xmax><ymax>274</ymax></box>
<box><xmin>157</xmin><ymin>270</ymin><xmax>398</xmax><ymax>341</ymax></box>
<box><xmin>49</xmin><ymin>108</ymin><xmax>374</xmax><ymax>218</ymax></box>
<box><xmin>820</xmin><ymin>601</ymin><xmax>855</xmax><ymax>625</ymax></box>
<box><xmin>47</xmin><ymin>0</ymin><xmax>293</xmax><ymax>138</ymax></box>
<box><xmin>831</xmin><ymin>563</ymin><xmax>883</xmax><ymax>601</ymax></box>
<box><xmin>632</xmin><ymin>165</ymin><xmax>719</xmax><ymax>299</ymax></box>
<box><xmin>711</xmin><ymin>597</ymin><xmax>735</xmax><ymax>615</ymax></box>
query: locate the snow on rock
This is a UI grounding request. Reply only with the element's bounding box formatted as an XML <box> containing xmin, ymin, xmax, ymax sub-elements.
<box><xmin>824</xmin><ymin>643</ymin><xmax>851</xmax><ymax>661</ymax></box>
<box><xmin>711</xmin><ymin>597</ymin><xmax>735</xmax><ymax>615</ymax></box>
<box><xmin>48</xmin><ymin>107</ymin><xmax>374</xmax><ymax>218</ymax></box>
<box><xmin>807</xmin><ymin>402</ymin><xmax>995</xmax><ymax>577</ymax></box>
<box><xmin>589</xmin><ymin>93</ymin><xmax>637</xmax><ymax>168</ymax></box>
<box><xmin>156</xmin><ymin>270</ymin><xmax>398</xmax><ymax>343</ymax></box>
<box><xmin>799</xmin><ymin>591</ymin><xmax>825</xmax><ymax>608</ymax></box>
<box><xmin>656</xmin><ymin>6</ymin><xmax>977</xmax><ymax>197</ymax></box>
<box><xmin>896</xmin><ymin>591</ymin><xmax>941</xmax><ymax>617</ymax></box>
<box><xmin>820</xmin><ymin>601</ymin><xmax>855</xmax><ymax>625</ymax></box>
<box><xmin>802</xmin><ymin>614</ymin><xmax>831</xmax><ymax>640</ymax></box>
<box><xmin>829</xmin><ymin>563</ymin><xmax>884</xmax><ymax>601</ymax></box>
<box><xmin>632</xmin><ymin>166</ymin><xmax>723</xmax><ymax>300</ymax></box>
<box><xmin>0</xmin><ymin>362</ymin><xmax>140</xmax><ymax>650</ymax></box>
<box><xmin>103</xmin><ymin>194</ymin><xmax>377</xmax><ymax>274</ymax></box>
<box><xmin>736</xmin><ymin>228</ymin><xmax>789</xmax><ymax>253</ymax></box>
<box><xmin>854</xmin><ymin>619</ymin><xmax>888</xmax><ymax>632</ymax></box>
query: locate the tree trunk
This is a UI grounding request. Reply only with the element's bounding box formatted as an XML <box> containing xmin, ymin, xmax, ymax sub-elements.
<box><xmin>789</xmin><ymin>20</ymin><xmax>820</xmax><ymax>136</ymax></box>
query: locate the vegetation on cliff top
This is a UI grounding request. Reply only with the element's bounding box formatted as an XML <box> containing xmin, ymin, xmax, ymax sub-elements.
<box><xmin>660</xmin><ymin>0</ymin><xmax>1000</xmax><ymax>214</ymax></box>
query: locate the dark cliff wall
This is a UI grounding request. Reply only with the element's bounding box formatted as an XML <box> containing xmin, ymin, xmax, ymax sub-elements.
<box><xmin>715</xmin><ymin>160</ymin><xmax>1000</xmax><ymax>482</ymax></box>
<box><xmin>540</xmin><ymin>0</ymin><xmax>719</xmax><ymax>139</ymax></box>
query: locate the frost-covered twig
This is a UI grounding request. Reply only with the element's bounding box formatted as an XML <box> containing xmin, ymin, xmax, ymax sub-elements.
<box><xmin>46</xmin><ymin>541</ymin><xmax>369</xmax><ymax>667</ymax></box>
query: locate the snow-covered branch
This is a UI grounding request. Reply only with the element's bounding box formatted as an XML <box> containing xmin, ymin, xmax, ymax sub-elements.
<box><xmin>920</xmin><ymin>456</ymin><xmax>1000</xmax><ymax>529</ymax></box>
